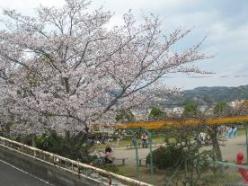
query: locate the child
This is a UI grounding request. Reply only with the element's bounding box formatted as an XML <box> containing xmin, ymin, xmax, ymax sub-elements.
<box><xmin>141</xmin><ymin>133</ymin><xmax>148</xmax><ymax>148</ymax></box>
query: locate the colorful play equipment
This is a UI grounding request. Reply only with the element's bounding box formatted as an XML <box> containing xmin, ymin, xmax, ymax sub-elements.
<box><xmin>117</xmin><ymin>128</ymin><xmax>154</xmax><ymax>180</ymax></box>
<box><xmin>116</xmin><ymin>115</ymin><xmax>248</xmax><ymax>130</ymax></box>
<box><xmin>117</xmin><ymin>115</ymin><xmax>248</xmax><ymax>183</ymax></box>
<box><xmin>236</xmin><ymin>152</ymin><xmax>248</xmax><ymax>183</ymax></box>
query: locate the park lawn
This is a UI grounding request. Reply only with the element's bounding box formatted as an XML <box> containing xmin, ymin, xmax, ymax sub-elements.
<box><xmin>117</xmin><ymin>165</ymin><xmax>243</xmax><ymax>185</ymax></box>
<box><xmin>117</xmin><ymin>165</ymin><xmax>166</xmax><ymax>186</ymax></box>
<box><xmin>91</xmin><ymin>155</ymin><xmax>239</xmax><ymax>185</ymax></box>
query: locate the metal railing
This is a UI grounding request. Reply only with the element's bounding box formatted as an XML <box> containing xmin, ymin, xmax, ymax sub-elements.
<box><xmin>0</xmin><ymin>136</ymin><xmax>153</xmax><ymax>186</ymax></box>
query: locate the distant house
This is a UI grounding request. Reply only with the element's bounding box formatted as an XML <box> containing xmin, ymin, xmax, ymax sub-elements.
<box><xmin>132</xmin><ymin>109</ymin><xmax>148</xmax><ymax>121</ymax></box>
<box><xmin>228</xmin><ymin>100</ymin><xmax>245</xmax><ymax>108</ymax></box>
<box><xmin>163</xmin><ymin>107</ymin><xmax>184</xmax><ymax>117</ymax></box>
<box><xmin>198</xmin><ymin>105</ymin><xmax>209</xmax><ymax>113</ymax></box>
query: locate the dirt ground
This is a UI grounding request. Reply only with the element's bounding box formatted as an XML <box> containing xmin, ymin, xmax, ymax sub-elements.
<box><xmin>112</xmin><ymin>135</ymin><xmax>248</xmax><ymax>166</ymax></box>
<box><xmin>109</xmin><ymin>135</ymin><xmax>248</xmax><ymax>185</ymax></box>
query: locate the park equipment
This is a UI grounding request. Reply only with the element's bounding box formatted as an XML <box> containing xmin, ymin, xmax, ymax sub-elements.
<box><xmin>116</xmin><ymin>115</ymin><xmax>248</xmax><ymax>130</ymax></box>
<box><xmin>116</xmin><ymin>115</ymin><xmax>248</xmax><ymax>183</ymax></box>
<box><xmin>116</xmin><ymin>115</ymin><xmax>248</xmax><ymax>160</ymax></box>
<box><xmin>236</xmin><ymin>151</ymin><xmax>248</xmax><ymax>183</ymax></box>
<box><xmin>121</xmin><ymin>128</ymin><xmax>154</xmax><ymax>181</ymax></box>
<box><xmin>216</xmin><ymin>151</ymin><xmax>248</xmax><ymax>183</ymax></box>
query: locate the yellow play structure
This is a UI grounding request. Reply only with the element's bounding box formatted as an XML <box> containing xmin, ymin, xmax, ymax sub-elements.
<box><xmin>116</xmin><ymin>115</ymin><xmax>248</xmax><ymax>129</ymax></box>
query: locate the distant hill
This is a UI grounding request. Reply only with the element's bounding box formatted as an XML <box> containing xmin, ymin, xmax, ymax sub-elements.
<box><xmin>158</xmin><ymin>85</ymin><xmax>248</xmax><ymax>107</ymax></box>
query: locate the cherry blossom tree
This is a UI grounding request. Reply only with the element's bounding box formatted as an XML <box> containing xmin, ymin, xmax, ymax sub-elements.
<box><xmin>0</xmin><ymin>0</ymin><xmax>207</xmax><ymax>134</ymax></box>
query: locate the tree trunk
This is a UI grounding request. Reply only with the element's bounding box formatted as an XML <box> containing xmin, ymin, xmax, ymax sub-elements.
<box><xmin>210</xmin><ymin>126</ymin><xmax>222</xmax><ymax>161</ymax></box>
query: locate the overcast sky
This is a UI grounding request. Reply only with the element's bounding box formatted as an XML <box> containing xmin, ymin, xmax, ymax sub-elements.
<box><xmin>0</xmin><ymin>0</ymin><xmax>247</xmax><ymax>90</ymax></box>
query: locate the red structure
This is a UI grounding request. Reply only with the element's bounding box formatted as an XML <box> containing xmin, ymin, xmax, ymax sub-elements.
<box><xmin>236</xmin><ymin>152</ymin><xmax>248</xmax><ymax>183</ymax></box>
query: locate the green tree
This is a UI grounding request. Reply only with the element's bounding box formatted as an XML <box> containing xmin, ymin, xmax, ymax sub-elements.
<box><xmin>236</xmin><ymin>100</ymin><xmax>248</xmax><ymax>115</ymax></box>
<box><xmin>34</xmin><ymin>130</ymin><xmax>94</xmax><ymax>163</ymax></box>
<box><xmin>208</xmin><ymin>101</ymin><xmax>230</xmax><ymax>162</ymax></box>
<box><xmin>147</xmin><ymin>127</ymin><xmax>211</xmax><ymax>185</ymax></box>
<box><xmin>148</xmin><ymin>106</ymin><xmax>166</xmax><ymax>120</ymax></box>
<box><xmin>182</xmin><ymin>100</ymin><xmax>224</xmax><ymax>162</ymax></box>
<box><xmin>183</xmin><ymin>101</ymin><xmax>199</xmax><ymax>118</ymax></box>
<box><xmin>213</xmin><ymin>101</ymin><xmax>230</xmax><ymax>116</ymax></box>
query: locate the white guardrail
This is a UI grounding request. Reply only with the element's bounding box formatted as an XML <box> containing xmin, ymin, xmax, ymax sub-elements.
<box><xmin>0</xmin><ymin>136</ymin><xmax>153</xmax><ymax>186</ymax></box>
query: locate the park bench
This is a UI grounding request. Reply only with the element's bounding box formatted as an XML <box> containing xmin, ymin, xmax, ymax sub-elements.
<box><xmin>126</xmin><ymin>143</ymin><xmax>140</xmax><ymax>149</ymax></box>
<box><xmin>93</xmin><ymin>151</ymin><xmax>128</xmax><ymax>165</ymax></box>
<box><xmin>113</xmin><ymin>158</ymin><xmax>128</xmax><ymax>165</ymax></box>
<box><xmin>138</xmin><ymin>158</ymin><xmax>147</xmax><ymax>167</ymax></box>
<box><xmin>126</xmin><ymin>144</ymin><xmax>135</xmax><ymax>149</ymax></box>
<box><xmin>126</xmin><ymin>142</ymin><xmax>160</xmax><ymax>149</ymax></box>
<box><xmin>126</xmin><ymin>142</ymin><xmax>151</xmax><ymax>149</ymax></box>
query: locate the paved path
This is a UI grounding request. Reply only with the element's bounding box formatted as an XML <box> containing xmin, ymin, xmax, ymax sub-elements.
<box><xmin>114</xmin><ymin>147</ymin><xmax>150</xmax><ymax>165</ymax></box>
<box><xmin>221</xmin><ymin>135</ymin><xmax>247</xmax><ymax>161</ymax></box>
<box><xmin>0</xmin><ymin>159</ymin><xmax>52</xmax><ymax>186</ymax></box>
<box><xmin>113</xmin><ymin>135</ymin><xmax>248</xmax><ymax>165</ymax></box>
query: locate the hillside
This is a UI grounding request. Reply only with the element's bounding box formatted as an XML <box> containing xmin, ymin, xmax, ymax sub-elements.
<box><xmin>158</xmin><ymin>85</ymin><xmax>248</xmax><ymax>107</ymax></box>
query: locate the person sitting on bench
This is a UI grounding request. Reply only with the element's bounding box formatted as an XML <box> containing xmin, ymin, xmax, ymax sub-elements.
<box><xmin>104</xmin><ymin>145</ymin><xmax>113</xmax><ymax>163</ymax></box>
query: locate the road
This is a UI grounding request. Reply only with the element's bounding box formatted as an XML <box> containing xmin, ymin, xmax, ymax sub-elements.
<box><xmin>0</xmin><ymin>159</ymin><xmax>52</xmax><ymax>186</ymax></box>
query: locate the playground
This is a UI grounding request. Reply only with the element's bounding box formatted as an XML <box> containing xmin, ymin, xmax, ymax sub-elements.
<box><xmin>114</xmin><ymin>133</ymin><xmax>247</xmax><ymax>185</ymax></box>
<box><xmin>91</xmin><ymin>116</ymin><xmax>248</xmax><ymax>185</ymax></box>
<box><xmin>109</xmin><ymin>131</ymin><xmax>245</xmax><ymax>165</ymax></box>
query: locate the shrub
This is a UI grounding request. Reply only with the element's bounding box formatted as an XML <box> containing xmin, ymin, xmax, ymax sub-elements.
<box><xmin>148</xmin><ymin>107</ymin><xmax>166</xmax><ymax>120</ymax></box>
<box><xmin>146</xmin><ymin>145</ymin><xmax>186</xmax><ymax>169</ymax></box>
<box><xmin>100</xmin><ymin>164</ymin><xmax>119</xmax><ymax>173</ymax></box>
<box><xmin>34</xmin><ymin>131</ymin><xmax>95</xmax><ymax>163</ymax></box>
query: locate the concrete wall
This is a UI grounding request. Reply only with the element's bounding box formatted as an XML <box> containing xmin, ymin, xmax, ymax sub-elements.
<box><xmin>0</xmin><ymin>145</ymin><xmax>101</xmax><ymax>186</ymax></box>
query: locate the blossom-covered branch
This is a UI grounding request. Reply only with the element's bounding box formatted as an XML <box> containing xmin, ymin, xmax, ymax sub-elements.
<box><xmin>0</xmin><ymin>0</ymin><xmax>208</xmax><ymax>134</ymax></box>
